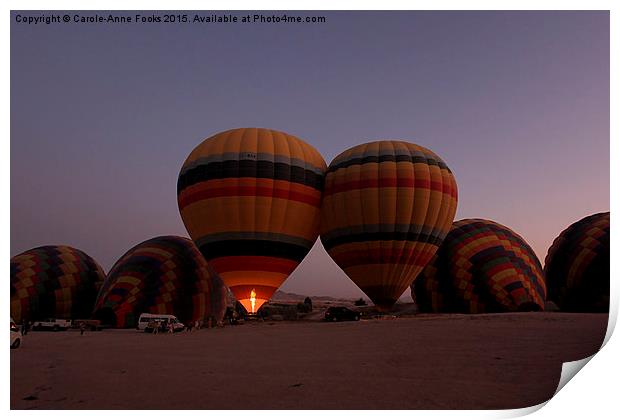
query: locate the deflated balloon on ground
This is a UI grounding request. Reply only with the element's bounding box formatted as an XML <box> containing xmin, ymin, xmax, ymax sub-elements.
<box><xmin>93</xmin><ymin>236</ymin><xmax>227</xmax><ymax>328</ymax></box>
<box><xmin>11</xmin><ymin>245</ymin><xmax>105</xmax><ymax>324</ymax></box>
<box><xmin>544</xmin><ymin>212</ymin><xmax>609</xmax><ymax>312</ymax></box>
<box><xmin>411</xmin><ymin>219</ymin><xmax>546</xmax><ymax>313</ymax></box>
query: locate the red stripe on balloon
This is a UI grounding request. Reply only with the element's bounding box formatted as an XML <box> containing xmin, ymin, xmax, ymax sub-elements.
<box><xmin>210</xmin><ymin>256</ymin><xmax>298</xmax><ymax>274</ymax></box>
<box><xmin>324</xmin><ymin>178</ymin><xmax>456</xmax><ymax>197</ymax></box>
<box><xmin>329</xmin><ymin>247</ymin><xmax>438</xmax><ymax>268</ymax></box>
<box><xmin>178</xmin><ymin>185</ymin><xmax>321</xmax><ymax>209</ymax></box>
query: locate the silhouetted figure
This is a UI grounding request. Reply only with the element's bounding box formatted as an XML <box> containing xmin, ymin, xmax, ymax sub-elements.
<box><xmin>224</xmin><ymin>307</ymin><xmax>234</xmax><ymax>325</ymax></box>
<box><xmin>354</xmin><ymin>298</ymin><xmax>367</xmax><ymax>307</ymax></box>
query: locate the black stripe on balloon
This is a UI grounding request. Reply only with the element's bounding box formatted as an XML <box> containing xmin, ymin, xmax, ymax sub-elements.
<box><xmin>321</xmin><ymin>231</ymin><xmax>445</xmax><ymax>250</ymax></box>
<box><xmin>198</xmin><ymin>240</ymin><xmax>310</xmax><ymax>262</ymax></box>
<box><xmin>504</xmin><ymin>281</ymin><xmax>523</xmax><ymax>293</ymax></box>
<box><xmin>328</xmin><ymin>154</ymin><xmax>451</xmax><ymax>174</ymax></box>
<box><xmin>177</xmin><ymin>160</ymin><xmax>324</xmax><ymax>194</ymax></box>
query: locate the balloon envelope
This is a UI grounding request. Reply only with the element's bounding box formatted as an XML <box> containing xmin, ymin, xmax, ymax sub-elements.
<box><xmin>412</xmin><ymin>219</ymin><xmax>546</xmax><ymax>313</ymax></box>
<box><xmin>11</xmin><ymin>245</ymin><xmax>105</xmax><ymax>323</ymax></box>
<box><xmin>320</xmin><ymin>140</ymin><xmax>458</xmax><ymax>309</ymax></box>
<box><xmin>93</xmin><ymin>236</ymin><xmax>227</xmax><ymax>328</ymax></box>
<box><xmin>177</xmin><ymin>128</ymin><xmax>326</xmax><ymax>313</ymax></box>
<box><xmin>544</xmin><ymin>212</ymin><xmax>609</xmax><ymax>312</ymax></box>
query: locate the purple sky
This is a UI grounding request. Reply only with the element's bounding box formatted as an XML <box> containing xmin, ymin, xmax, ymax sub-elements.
<box><xmin>11</xmin><ymin>11</ymin><xmax>609</xmax><ymax>299</ymax></box>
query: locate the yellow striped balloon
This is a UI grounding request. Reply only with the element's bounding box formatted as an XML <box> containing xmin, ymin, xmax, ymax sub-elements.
<box><xmin>321</xmin><ymin>141</ymin><xmax>458</xmax><ymax>309</ymax></box>
<box><xmin>177</xmin><ymin>128</ymin><xmax>326</xmax><ymax>313</ymax></box>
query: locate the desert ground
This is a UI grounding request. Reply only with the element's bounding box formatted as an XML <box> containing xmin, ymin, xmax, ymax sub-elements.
<box><xmin>10</xmin><ymin>311</ymin><xmax>608</xmax><ymax>410</ymax></box>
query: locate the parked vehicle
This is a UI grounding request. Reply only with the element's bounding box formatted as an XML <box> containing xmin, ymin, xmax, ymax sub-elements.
<box><xmin>32</xmin><ymin>318</ymin><xmax>71</xmax><ymax>331</ymax></box>
<box><xmin>137</xmin><ymin>313</ymin><xmax>184</xmax><ymax>332</ymax></box>
<box><xmin>324</xmin><ymin>306</ymin><xmax>361</xmax><ymax>322</ymax></box>
<box><xmin>10</xmin><ymin>318</ymin><xmax>22</xmax><ymax>349</ymax></box>
<box><xmin>72</xmin><ymin>319</ymin><xmax>102</xmax><ymax>331</ymax></box>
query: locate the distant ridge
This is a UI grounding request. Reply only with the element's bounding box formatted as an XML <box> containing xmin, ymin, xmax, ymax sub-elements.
<box><xmin>226</xmin><ymin>289</ymin><xmax>411</xmax><ymax>305</ymax></box>
<box><xmin>271</xmin><ymin>290</ymin><xmax>414</xmax><ymax>304</ymax></box>
<box><xmin>271</xmin><ymin>290</ymin><xmax>351</xmax><ymax>302</ymax></box>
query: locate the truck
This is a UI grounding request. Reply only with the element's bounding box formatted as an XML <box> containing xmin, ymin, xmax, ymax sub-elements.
<box><xmin>32</xmin><ymin>318</ymin><xmax>71</xmax><ymax>331</ymax></box>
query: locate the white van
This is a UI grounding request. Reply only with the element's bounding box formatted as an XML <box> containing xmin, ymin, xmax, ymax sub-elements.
<box><xmin>137</xmin><ymin>313</ymin><xmax>184</xmax><ymax>332</ymax></box>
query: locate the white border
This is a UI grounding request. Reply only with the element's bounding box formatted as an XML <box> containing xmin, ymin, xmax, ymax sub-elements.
<box><xmin>3</xmin><ymin>2</ymin><xmax>616</xmax><ymax>419</ymax></box>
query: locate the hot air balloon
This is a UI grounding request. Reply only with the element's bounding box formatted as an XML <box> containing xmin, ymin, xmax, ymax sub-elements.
<box><xmin>177</xmin><ymin>128</ymin><xmax>326</xmax><ymax>314</ymax></box>
<box><xmin>320</xmin><ymin>141</ymin><xmax>458</xmax><ymax>310</ymax></box>
<box><xmin>93</xmin><ymin>236</ymin><xmax>227</xmax><ymax>328</ymax></box>
<box><xmin>11</xmin><ymin>245</ymin><xmax>105</xmax><ymax>324</ymax></box>
<box><xmin>544</xmin><ymin>212</ymin><xmax>609</xmax><ymax>312</ymax></box>
<box><xmin>411</xmin><ymin>219</ymin><xmax>546</xmax><ymax>313</ymax></box>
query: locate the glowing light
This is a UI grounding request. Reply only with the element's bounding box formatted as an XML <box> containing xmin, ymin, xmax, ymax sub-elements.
<box><xmin>250</xmin><ymin>289</ymin><xmax>257</xmax><ymax>313</ymax></box>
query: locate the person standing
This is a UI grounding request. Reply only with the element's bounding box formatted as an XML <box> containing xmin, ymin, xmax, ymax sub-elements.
<box><xmin>80</xmin><ymin>322</ymin><xmax>86</xmax><ymax>336</ymax></box>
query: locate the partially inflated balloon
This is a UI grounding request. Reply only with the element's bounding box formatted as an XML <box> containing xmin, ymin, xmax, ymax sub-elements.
<box><xmin>411</xmin><ymin>219</ymin><xmax>546</xmax><ymax>313</ymax></box>
<box><xmin>93</xmin><ymin>236</ymin><xmax>227</xmax><ymax>328</ymax></box>
<box><xmin>11</xmin><ymin>245</ymin><xmax>105</xmax><ymax>323</ymax></box>
<box><xmin>544</xmin><ymin>212</ymin><xmax>609</xmax><ymax>312</ymax></box>
<box><xmin>177</xmin><ymin>128</ymin><xmax>326</xmax><ymax>313</ymax></box>
<box><xmin>321</xmin><ymin>141</ymin><xmax>458</xmax><ymax>309</ymax></box>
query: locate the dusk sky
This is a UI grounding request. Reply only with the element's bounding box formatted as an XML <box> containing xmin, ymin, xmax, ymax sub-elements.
<box><xmin>11</xmin><ymin>11</ymin><xmax>609</xmax><ymax>299</ymax></box>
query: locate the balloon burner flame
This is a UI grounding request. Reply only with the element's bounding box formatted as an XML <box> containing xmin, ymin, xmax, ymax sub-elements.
<box><xmin>250</xmin><ymin>289</ymin><xmax>257</xmax><ymax>314</ymax></box>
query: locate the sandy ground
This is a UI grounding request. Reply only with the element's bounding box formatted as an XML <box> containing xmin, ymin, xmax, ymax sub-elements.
<box><xmin>11</xmin><ymin>312</ymin><xmax>608</xmax><ymax>410</ymax></box>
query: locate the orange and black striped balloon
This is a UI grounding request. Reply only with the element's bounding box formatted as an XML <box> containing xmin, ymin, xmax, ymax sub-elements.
<box><xmin>320</xmin><ymin>141</ymin><xmax>458</xmax><ymax>309</ymax></box>
<box><xmin>544</xmin><ymin>212</ymin><xmax>609</xmax><ymax>312</ymax></box>
<box><xmin>177</xmin><ymin>128</ymin><xmax>326</xmax><ymax>313</ymax></box>
<box><xmin>11</xmin><ymin>245</ymin><xmax>105</xmax><ymax>324</ymax></box>
<box><xmin>412</xmin><ymin>219</ymin><xmax>546</xmax><ymax>313</ymax></box>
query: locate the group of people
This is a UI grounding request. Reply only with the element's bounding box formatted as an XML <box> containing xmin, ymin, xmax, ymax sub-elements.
<box><xmin>149</xmin><ymin>320</ymin><xmax>174</xmax><ymax>334</ymax></box>
<box><xmin>149</xmin><ymin>319</ymin><xmax>207</xmax><ymax>334</ymax></box>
